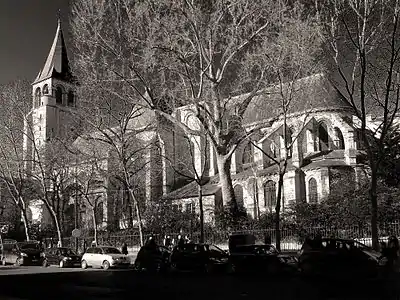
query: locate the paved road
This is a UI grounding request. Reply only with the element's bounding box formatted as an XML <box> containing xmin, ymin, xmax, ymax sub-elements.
<box><xmin>0</xmin><ymin>266</ymin><xmax>399</xmax><ymax>300</ymax></box>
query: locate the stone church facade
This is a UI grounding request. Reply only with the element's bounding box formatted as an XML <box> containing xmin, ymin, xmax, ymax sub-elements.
<box><xmin>24</xmin><ymin>21</ymin><xmax>373</xmax><ymax>230</ymax></box>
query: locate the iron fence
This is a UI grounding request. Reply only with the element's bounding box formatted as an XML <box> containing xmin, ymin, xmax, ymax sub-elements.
<box><xmin>56</xmin><ymin>222</ymin><xmax>400</xmax><ymax>253</ymax></box>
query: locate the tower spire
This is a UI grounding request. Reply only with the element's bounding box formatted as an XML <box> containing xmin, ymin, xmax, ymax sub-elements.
<box><xmin>57</xmin><ymin>9</ymin><xmax>61</xmax><ymax>25</ymax></box>
<box><xmin>33</xmin><ymin>14</ymin><xmax>73</xmax><ymax>84</ymax></box>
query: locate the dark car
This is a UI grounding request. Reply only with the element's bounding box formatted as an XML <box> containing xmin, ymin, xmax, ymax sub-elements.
<box><xmin>2</xmin><ymin>241</ymin><xmax>45</xmax><ymax>266</ymax></box>
<box><xmin>298</xmin><ymin>238</ymin><xmax>384</xmax><ymax>278</ymax></box>
<box><xmin>229</xmin><ymin>244</ymin><xmax>296</xmax><ymax>275</ymax></box>
<box><xmin>43</xmin><ymin>247</ymin><xmax>81</xmax><ymax>268</ymax></box>
<box><xmin>228</xmin><ymin>233</ymin><xmax>257</xmax><ymax>253</ymax></box>
<box><xmin>170</xmin><ymin>243</ymin><xmax>229</xmax><ymax>273</ymax></box>
<box><xmin>134</xmin><ymin>245</ymin><xmax>171</xmax><ymax>272</ymax></box>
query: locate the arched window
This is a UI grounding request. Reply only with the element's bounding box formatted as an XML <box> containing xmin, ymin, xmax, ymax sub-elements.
<box><xmin>95</xmin><ymin>202</ymin><xmax>104</xmax><ymax>226</ymax></box>
<box><xmin>67</xmin><ymin>90</ymin><xmax>74</xmax><ymax>106</ymax></box>
<box><xmin>263</xmin><ymin>180</ymin><xmax>276</xmax><ymax>209</ymax></box>
<box><xmin>55</xmin><ymin>86</ymin><xmax>63</xmax><ymax>104</ymax></box>
<box><xmin>318</xmin><ymin>122</ymin><xmax>329</xmax><ymax>151</ymax></box>
<box><xmin>34</xmin><ymin>87</ymin><xmax>41</xmax><ymax>108</ymax></box>
<box><xmin>242</xmin><ymin>142</ymin><xmax>253</xmax><ymax>164</ymax></box>
<box><xmin>334</xmin><ymin>127</ymin><xmax>345</xmax><ymax>149</ymax></box>
<box><xmin>43</xmin><ymin>84</ymin><xmax>49</xmax><ymax>95</ymax></box>
<box><xmin>308</xmin><ymin>178</ymin><xmax>318</xmax><ymax>203</ymax></box>
<box><xmin>234</xmin><ymin>184</ymin><xmax>244</xmax><ymax>206</ymax></box>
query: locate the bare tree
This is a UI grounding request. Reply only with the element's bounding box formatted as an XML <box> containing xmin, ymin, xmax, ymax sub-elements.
<box><xmin>71</xmin><ymin>0</ymin><xmax>320</xmax><ymax>221</ymax></box>
<box><xmin>22</xmin><ymin>114</ymin><xmax>73</xmax><ymax>246</ymax></box>
<box><xmin>317</xmin><ymin>0</ymin><xmax>400</xmax><ymax>249</ymax></box>
<box><xmin>73</xmin><ymin>158</ymin><xmax>104</xmax><ymax>245</ymax></box>
<box><xmin>74</xmin><ymin>86</ymin><xmax>160</xmax><ymax>247</ymax></box>
<box><xmin>160</xmin><ymin>128</ymin><xmax>211</xmax><ymax>243</ymax></box>
<box><xmin>245</xmin><ymin>7</ymin><xmax>322</xmax><ymax>250</ymax></box>
<box><xmin>0</xmin><ymin>80</ymin><xmax>34</xmax><ymax>240</ymax></box>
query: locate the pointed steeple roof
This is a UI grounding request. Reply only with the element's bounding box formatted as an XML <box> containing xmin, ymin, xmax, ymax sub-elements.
<box><xmin>33</xmin><ymin>19</ymin><xmax>73</xmax><ymax>84</ymax></box>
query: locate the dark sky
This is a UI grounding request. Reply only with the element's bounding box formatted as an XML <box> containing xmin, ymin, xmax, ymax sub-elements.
<box><xmin>0</xmin><ymin>0</ymin><xmax>71</xmax><ymax>85</ymax></box>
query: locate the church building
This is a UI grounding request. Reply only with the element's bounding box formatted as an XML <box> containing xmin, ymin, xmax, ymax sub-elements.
<box><xmin>24</xmin><ymin>21</ymin><xmax>374</xmax><ymax>231</ymax></box>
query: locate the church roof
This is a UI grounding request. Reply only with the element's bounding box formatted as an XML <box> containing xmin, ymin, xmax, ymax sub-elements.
<box><xmin>33</xmin><ymin>20</ymin><xmax>73</xmax><ymax>84</ymax></box>
<box><xmin>161</xmin><ymin>178</ymin><xmax>220</xmax><ymax>201</ymax></box>
<box><xmin>242</xmin><ymin>73</ymin><xmax>353</xmax><ymax>125</ymax></box>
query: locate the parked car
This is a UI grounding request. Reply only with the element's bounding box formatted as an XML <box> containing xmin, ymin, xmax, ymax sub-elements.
<box><xmin>81</xmin><ymin>246</ymin><xmax>130</xmax><ymax>270</ymax></box>
<box><xmin>228</xmin><ymin>233</ymin><xmax>257</xmax><ymax>254</ymax></box>
<box><xmin>43</xmin><ymin>247</ymin><xmax>81</xmax><ymax>268</ymax></box>
<box><xmin>134</xmin><ymin>245</ymin><xmax>171</xmax><ymax>272</ymax></box>
<box><xmin>2</xmin><ymin>241</ymin><xmax>45</xmax><ymax>266</ymax></box>
<box><xmin>229</xmin><ymin>244</ymin><xmax>297</xmax><ymax>275</ymax></box>
<box><xmin>298</xmin><ymin>238</ymin><xmax>385</xmax><ymax>278</ymax></box>
<box><xmin>170</xmin><ymin>243</ymin><xmax>229</xmax><ymax>273</ymax></box>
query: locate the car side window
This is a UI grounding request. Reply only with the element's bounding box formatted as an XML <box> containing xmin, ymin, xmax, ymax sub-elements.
<box><xmin>94</xmin><ymin>248</ymin><xmax>102</xmax><ymax>254</ymax></box>
<box><xmin>86</xmin><ymin>248</ymin><xmax>94</xmax><ymax>254</ymax></box>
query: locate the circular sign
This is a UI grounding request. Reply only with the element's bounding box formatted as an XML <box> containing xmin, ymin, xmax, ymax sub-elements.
<box><xmin>0</xmin><ymin>225</ymin><xmax>8</xmax><ymax>234</ymax></box>
<box><xmin>72</xmin><ymin>228</ymin><xmax>81</xmax><ymax>238</ymax></box>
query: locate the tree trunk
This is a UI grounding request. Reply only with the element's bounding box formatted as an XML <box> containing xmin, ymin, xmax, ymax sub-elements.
<box><xmin>20</xmin><ymin>209</ymin><xmax>30</xmax><ymax>241</ymax></box>
<box><xmin>216</xmin><ymin>155</ymin><xmax>236</xmax><ymax>211</ymax></box>
<box><xmin>92</xmin><ymin>209</ymin><xmax>98</xmax><ymax>245</ymax></box>
<box><xmin>369</xmin><ymin>167</ymin><xmax>379</xmax><ymax>250</ymax></box>
<box><xmin>128</xmin><ymin>188</ymin><xmax>144</xmax><ymax>247</ymax></box>
<box><xmin>47</xmin><ymin>205</ymin><xmax>63</xmax><ymax>247</ymax></box>
<box><xmin>133</xmin><ymin>200</ymin><xmax>144</xmax><ymax>247</ymax></box>
<box><xmin>198</xmin><ymin>184</ymin><xmax>205</xmax><ymax>243</ymax></box>
<box><xmin>275</xmin><ymin>173</ymin><xmax>284</xmax><ymax>252</ymax></box>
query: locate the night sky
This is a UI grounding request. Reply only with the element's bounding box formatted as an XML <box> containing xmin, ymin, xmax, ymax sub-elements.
<box><xmin>0</xmin><ymin>0</ymin><xmax>71</xmax><ymax>85</ymax></box>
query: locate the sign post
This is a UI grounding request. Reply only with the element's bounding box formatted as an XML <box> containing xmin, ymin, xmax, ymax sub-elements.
<box><xmin>72</xmin><ymin>228</ymin><xmax>81</xmax><ymax>253</ymax></box>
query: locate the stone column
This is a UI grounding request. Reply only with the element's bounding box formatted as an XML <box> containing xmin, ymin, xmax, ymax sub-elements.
<box><xmin>345</xmin><ymin>130</ymin><xmax>357</xmax><ymax>165</ymax></box>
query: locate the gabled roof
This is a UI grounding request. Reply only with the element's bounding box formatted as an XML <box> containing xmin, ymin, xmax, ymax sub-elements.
<box><xmin>242</xmin><ymin>73</ymin><xmax>353</xmax><ymax>125</ymax></box>
<box><xmin>33</xmin><ymin>20</ymin><xmax>73</xmax><ymax>85</ymax></box>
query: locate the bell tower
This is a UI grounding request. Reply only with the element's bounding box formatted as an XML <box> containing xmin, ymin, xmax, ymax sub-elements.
<box><xmin>23</xmin><ymin>19</ymin><xmax>77</xmax><ymax>174</ymax></box>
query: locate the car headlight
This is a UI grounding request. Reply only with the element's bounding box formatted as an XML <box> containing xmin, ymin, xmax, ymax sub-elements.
<box><xmin>20</xmin><ymin>253</ymin><xmax>28</xmax><ymax>257</ymax></box>
<box><xmin>63</xmin><ymin>257</ymin><xmax>72</xmax><ymax>260</ymax></box>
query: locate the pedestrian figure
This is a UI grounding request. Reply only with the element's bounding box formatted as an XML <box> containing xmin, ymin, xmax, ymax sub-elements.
<box><xmin>83</xmin><ymin>240</ymin><xmax>87</xmax><ymax>253</ymax></box>
<box><xmin>91</xmin><ymin>240</ymin><xmax>97</xmax><ymax>247</ymax></box>
<box><xmin>121</xmin><ymin>242</ymin><xmax>128</xmax><ymax>255</ymax></box>
<box><xmin>164</xmin><ymin>235</ymin><xmax>172</xmax><ymax>250</ymax></box>
<box><xmin>38</xmin><ymin>240</ymin><xmax>44</xmax><ymax>251</ymax></box>
<box><xmin>145</xmin><ymin>236</ymin><xmax>154</xmax><ymax>246</ymax></box>
<box><xmin>313</xmin><ymin>234</ymin><xmax>323</xmax><ymax>249</ymax></box>
<box><xmin>177</xmin><ymin>235</ymin><xmax>185</xmax><ymax>247</ymax></box>
<box><xmin>50</xmin><ymin>238</ymin><xmax>54</xmax><ymax>248</ymax></box>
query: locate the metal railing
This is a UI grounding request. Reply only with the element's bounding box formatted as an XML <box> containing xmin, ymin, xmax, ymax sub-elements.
<box><xmin>63</xmin><ymin>222</ymin><xmax>400</xmax><ymax>252</ymax></box>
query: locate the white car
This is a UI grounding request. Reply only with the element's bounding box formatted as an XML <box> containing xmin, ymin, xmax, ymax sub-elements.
<box><xmin>81</xmin><ymin>246</ymin><xmax>130</xmax><ymax>270</ymax></box>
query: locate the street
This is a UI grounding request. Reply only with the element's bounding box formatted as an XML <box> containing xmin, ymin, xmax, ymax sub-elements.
<box><xmin>0</xmin><ymin>266</ymin><xmax>398</xmax><ymax>300</ymax></box>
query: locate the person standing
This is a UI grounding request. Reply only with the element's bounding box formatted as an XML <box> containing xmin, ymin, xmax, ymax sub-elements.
<box><xmin>121</xmin><ymin>242</ymin><xmax>128</xmax><ymax>255</ymax></box>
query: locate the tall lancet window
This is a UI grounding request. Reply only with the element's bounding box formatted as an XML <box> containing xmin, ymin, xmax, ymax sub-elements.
<box><xmin>67</xmin><ymin>90</ymin><xmax>74</xmax><ymax>106</ymax></box>
<box><xmin>56</xmin><ymin>86</ymin><xmax>63</xmax><ymax>105</ymax></box>
<box><xmin>43</xmin><ymin>84</ymin><xmax>49</xmax><ymax>95</ymax></box>
<box><xmin>242</xmin><ymin>142</ymin><xmax>253</xmax><ymax>165</ymax></box>
<box><xmin>34</xmin><ymin>88</ymin><xmax>41</xmax><ymax>108</ymax></box>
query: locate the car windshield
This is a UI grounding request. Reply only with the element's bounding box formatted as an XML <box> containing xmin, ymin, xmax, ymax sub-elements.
<box><xmin>102</xmin><ymin>247</ymin><xmax>121</xmax><ymax>254</ymax></box>
<box><xmin>18</xmin><ymin>243</ymin><xmax>39</xmax><ymax>250</ymax></box>
<box><xmin>60</xmin><ymin>248</ymin><xmax>75</xmax><ymax>256</ymax></box>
